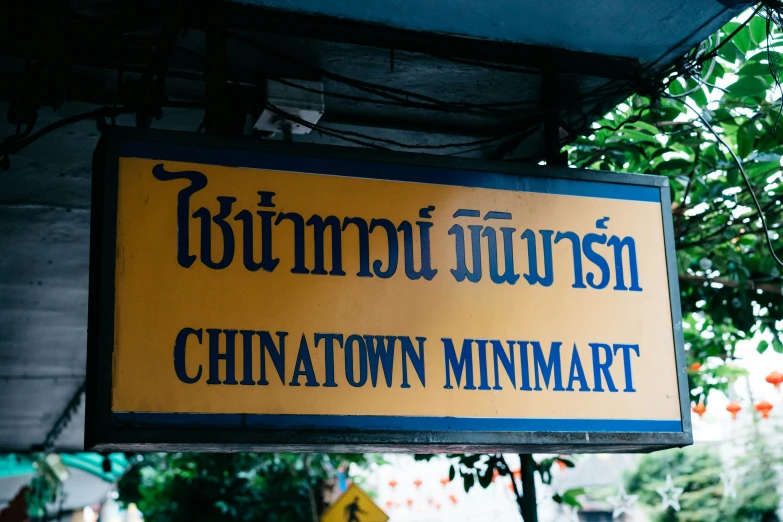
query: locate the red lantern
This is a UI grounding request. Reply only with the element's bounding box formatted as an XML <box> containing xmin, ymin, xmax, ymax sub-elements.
<box><xmin>406</xmin><ymin>499</ymin><xmax>414</xmax><ymax>507</ymax></box>
<box><xmin>385</xmin><ymin>501</ymin><xmax>393</xmax><ymax>509</ymax></box>
<box><xmin>413</xmin><ymin>479</ymin><xmax>423</xmax><ymax>489</ymax></box>
<box><xmin>765</xmin><ymin>371</ymin><xmax>783</xmax><ymax>389</ymax></box>
<box><xmin>726</xmin><ymin>401</ymin><xmax>742</xmax><ymax>420</ymax></box>
<box><xmin>491</xmin><ymin>469</ymin><xmax>500</xmax><ymax>482</ymax></box>
<box><xmin>449</xmin><ymin>494</ymin><xmax>459</xmax><ymax>505</ymax></box>
<box><xmin>690</xmin><ymin>362</ymin><xmax>702</xmax><ymax>372</ymax></box>
<box><xmin>440</xmin><ymin>477</ymin><xmax>450</xmax><ymax>487</ymax></box>
<box><xmin>692</xmin><ymin>402</ymin><xmax>706</xmax><ymax>418</ymax></box>
<box><xmin>388</xmin><ymin>480</ymin><xmax>398</xmax><ymax>489</ymax></box>
<box><xmin>755</xmin><ymin>400</ymin><xmax>774</xmax><ymax>419</ymax></box>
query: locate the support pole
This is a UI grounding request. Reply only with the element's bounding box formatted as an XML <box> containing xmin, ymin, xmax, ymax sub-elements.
<box><xmin>519</xmin><ymin>454</ymin><xmax>539</xmax><ymax>522</ymax></box>
<box><xmin>543</xmin><ymin>66</ymin><xmax>567</xmax><ymax>167</ymax></box>
<box><xmin>204</xmin><ymin>5</ymin><xmax>227</xmax><ymax>135</ymax></box>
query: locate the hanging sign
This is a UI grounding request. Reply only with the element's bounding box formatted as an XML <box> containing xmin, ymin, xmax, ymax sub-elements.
<box><xmin>86</xmin><ymin>128</ymin><xmax>691</xmax><ymax>452</ymax></box>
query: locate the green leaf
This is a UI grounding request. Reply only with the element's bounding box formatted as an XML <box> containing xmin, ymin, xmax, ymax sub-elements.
<box><xmin>738</xmin><ymin>55</ymin><xmax>781</xmax><ymax>90</ymax></box>
<box><xmin>615</xmin><ymin>129</ymin><xmax>659</xmax><ymax>144</ymax></box>
<box><xmin>669</xmin><ymin>78</ymin><xmax>686</xmax><ymax>97</ymax></box>
<box><xmin>757</xmin><ymin>340</ymin><xmax>769</xmax><ymax>353</ymax></box>
<box><xmin>648</xmin><ymin>106</ymin><xmax>683</xmax><ymax>123</ymax></box>
<box><xmin>712</xmin><ymin>364</ymin><xmax>749</xmax><ymax>379</ymax></box>
<box><xmin>477</xmin><ymin>468</ymin><xmax>493</xmax><ymax>489</ymax></box>
<box><xmin>727</xmin><ymin>167</ymin><xmax>739</xmax><ymax>186</ymax></box>
<box><xmin>718</xmin><ymin>42</ymin><xmax>743</xmax><ymax>64</ymax></box>
<box><xmin>773</xmin><ymin>336</ymin><xmax>783</xmax><ymax>354</ymax></box>
<box><xmin>690</xmin><ymin>85</ymin><xmax>708</xmax><ymax>108</ymax></box>
<box><xmin>677</xmin><ymin>251</ymin><xmax>693</xmax><ymax>274</ymax></box>
<box><xmin>738</xmin><ymin>57</ymin><xmax>776</xmax><ymax>79</ymax></box>
<box><xmin>632</xmin><ymin>121</ymin><xmax>662</xmax><ymax>135</ymax></box>
<box><xmin>723</xmin><ymin>22</ymin><xmax>741</xmax><ymax>40</ymax></box>
<box><xmin>727</xmin><ymin>76</ymin><xmax>770</xmax><ymax>99</ymax></box>
<box><xmin>738</xmin><ymin>61</ymin><xmax>771</xmax><ymax>79</ymax></box>
<box><xmin>561</xmin><ymin>488</ymin><xmax>585</xmax><ymax>508</ymax></box>
<box><xmin>749</xmin><ymin>16</ymin><xmax>768</xmax><ymax>46</ymax></box>
<box><xmin>655</xmin><ymin>158</ymin><xmax>692</xmax><ymax>174</ymax></box>
<box><xmin>733</xmin><ymin>26</ymin><xmax>752</xmax><ymax>54</ymax></box>
<box><xmin>704</xmin><ymin>60</ymin><xmax>725</xmax><ymax>84</ymax></box>
<box><xmin>631</xmin><ymin>95</ymin><xmax>647</xmax><ymax>109</ymax></box>
<box><xmin>461</xmin><ymin>455</ymin><xmax>481</xmax><ymax>467</ymax></box>
<box><xmin>738</xmin><ymin>122</ymin><xmax>757</xmax><ymax>159</ymax></box>
<box><xmin>463</xmin><ymin>473</ymin><xmax>475</xmax><ymax>493</ymax></box>
<box><xmin>761</xmin><ymin>255</ymin><xmax>779</xmax><ymax>276</ymax></box>
<box><xmin>449</xmin><ymin>465</ymin><xmax>455</xmax><ymax>481</ymax></box>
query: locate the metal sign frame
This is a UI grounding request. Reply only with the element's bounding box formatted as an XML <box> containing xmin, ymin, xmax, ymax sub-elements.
<box><xmin>86</xmin><ymin>127</ymin><xmax>692</xmax><ymax>452</ymax></box>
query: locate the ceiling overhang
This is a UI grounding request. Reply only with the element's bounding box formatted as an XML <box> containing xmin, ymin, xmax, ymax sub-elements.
<box><xmin>0</xmin><ymin>0</ymin><xmax>752</xmax><ymax>457</ymax></box>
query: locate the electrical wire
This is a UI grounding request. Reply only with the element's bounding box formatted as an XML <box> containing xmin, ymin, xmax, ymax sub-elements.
<box><xmin>701</xmin><ymin>5</ymin><xmax>763</xmax><ymax>64</ymax></box>
<box><xmin>0</xmin><ymin>107</ymin><xmax>132</xmax><ymax>159</ymax></box>
<box><xmin>173</xmin><ymin>45</ymin><xmax>547</xmax><ymax>115</ymax></box>
<box><xmin>225</xmin><ymin>30</ymin><xmax>629</xmax><ymax>117</ymax></box>
<box><xmin>0</xmin><ymin>9</ymin><xmax>633</xmax><ymax>160</ymax></box>
<box><xmin>700</xmin><ymin>31</ymin><xmax>721</xmax><ymax>82</ymax></box>
<box><xmin>644</xmin><ymin>4</ymin><xmax>763</xmax><ymax>102</ymax></box>
<box><xmin>172</xmin><ymin>45</ymin><xmax>544</xmax><ymax>153</ymax></box>
<box><xmin>444</xmin><ymin>56</ymin><xmax>541</xmax><ymax>75</ymax></box>
<box><xmin>664</xmin><ymin>83</ymin><xmax>705</xmax><ymax>99</ymax></box>
<box><xmin>264</xmin><ymin>102</ymin><xmax>523</xmax><ymax>150</ymax></box>
<box><xmin>264</xmin><ymin>103</ymin><xmax>388</xmax><ymax>149</ymax></box>
<box><xmin>0</xmin><ymin>3</ymin><xmax>641</xmax><ymax>160</ymax></box>
<box><xmin>680</xmin><ymin>98</ymin><xmax>783</xmax><ymax>269</ymax></box>
<box><xmin>588</xmin><ymin>105</ymin><xmax>654</xmax><ymax>133</ymax></box>
<box><xmin>266</xmin><ymin>76</ymin><xmax>541</xmax><ymax>112</ymax></box>
<box><xmin>694</xmin><ymin>75</ymin><xmax>729</xmax><ymax>93</ymax></box>
<box><xmin>226</xmin><ymin>30</ymin><xmax>460</xmax><ymax>109</ymax></box>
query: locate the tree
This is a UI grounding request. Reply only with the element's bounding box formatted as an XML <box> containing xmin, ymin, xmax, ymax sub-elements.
<box><xmin>415</xmin><ymin>453</ymin><xmax>581</xmax><ymax>522</ymax></box>
<box><xmin>626</xmin><ymin>447</ymin><xmax>724</xmax><ymax>522</ymax></box>
<box><xmin>626</xmin><ymin>437</ymin><xmax>779</xmax><ymax>522</ymax></box>
<box><xmin>442</xmin><ymin>5</ymin><xmax>783</xmax><ymax>520</ymax></box>
<box><xmin>569</xmin><ymin>6</ymin><xmax>783</xmax><ymax>405</ymax></box>
<box><xmin>116</xmin><ymin>453</ymin><xmax>372</xmax><ymax>522</ymax></box>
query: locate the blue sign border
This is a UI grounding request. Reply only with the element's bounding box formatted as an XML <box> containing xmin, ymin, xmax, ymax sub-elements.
<box><xmin>86</xmin><ymin>127</ymin><xmax>692</xmax><ymax>453</ymax></box>
<box><xmin>119</xmin><ymin>140</ymin><xmax>661</xmax><ymax>203</ymax></box>
<box><xmin>114</xmin><ymin>413</ymin><xmax>682</xmax><ymax>433</ymax></box>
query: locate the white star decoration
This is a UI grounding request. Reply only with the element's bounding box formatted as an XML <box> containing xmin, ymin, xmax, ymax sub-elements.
<box><xmin>656</xmin><ymin>474</ymin><xmax>684</xmax><ymax>511</ymax></box>
<box><xmin>721</xmin><ymin>471</ymin><xmax>738</xmax><ymax>499</ymax></box>
<box><xmin>608</xmin><ymin>485</ymin><xmax>638</xmax><ymax>519</ymax></box>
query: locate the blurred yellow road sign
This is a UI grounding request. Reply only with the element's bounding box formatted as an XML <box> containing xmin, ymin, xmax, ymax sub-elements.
<box><xmin>321</xmin><ymin>484</ymin><xmax>388</xmax><ymax>522</ymax></box>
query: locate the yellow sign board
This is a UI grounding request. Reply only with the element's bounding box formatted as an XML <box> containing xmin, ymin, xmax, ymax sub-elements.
<box><xmin>321</xmin><ymin>485</ymin><xmax>388</xmax><ymax>522</ymax></box>
<box><xmin>86</xmin><ymin>129</ymin><xmax>690</xmax><ymax>451</ymax></box>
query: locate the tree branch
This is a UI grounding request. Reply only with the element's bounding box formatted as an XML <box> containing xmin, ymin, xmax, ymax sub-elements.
<box><xmin>676</xmin><ymin>199</ymin><xmax>780</xmax><ymax>249</ymax></box>
<box><xmin>674</xmin><ymin>145</ymin><xmax>700</xmax><ymax>230</ymax></box>
<box><xmin>679</xmin><ymin>274</ymin><xmax>782</xmax><ymax>295</ymax></box>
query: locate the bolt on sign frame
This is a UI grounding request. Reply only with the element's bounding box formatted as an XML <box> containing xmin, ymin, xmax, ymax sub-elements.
<box><xmin>86</xmin><ymin>127</ymin><xmax>691</xmax><ymax>452</ymax></box>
